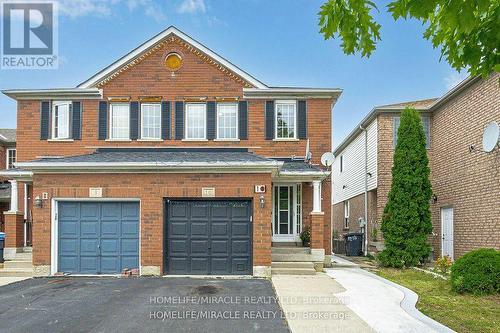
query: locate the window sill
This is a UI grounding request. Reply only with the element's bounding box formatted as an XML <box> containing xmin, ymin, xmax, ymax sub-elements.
<box><xmin>105</xmin><ymin>139</ymin><xmax>132</xmax><ymax>142</ymax></box>
<box><xmin>47</xmin><ymin>139</ymin><xmax>74</xmax><ymax>142</ymax></box>
<box><xmin>137</xmin><ymin>139</ymin><xmax>163</xmax><ymax>142</ymax></box>
<box><xmin>273</xmin><ymin>138</ymin><xmax>300</xmax><ymax>142</ymax></box>
<box><xmin>214</xmin><ymin>139</ymin><xmax>240</xmax><ymax>142</ymax></box>
<box><xmin>182</xmin><ymin>139</ymin><xmax>208</xmax><ymax>142</ymax></box>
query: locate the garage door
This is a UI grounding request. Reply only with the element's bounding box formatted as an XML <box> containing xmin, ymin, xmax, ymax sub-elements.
<box><xmin>166</xmin><ymin>200</ymin><xmax>252</xmax><ymax>275</ymax></box>
<box><xmin>58</xmin><ymin>201</ymin><xmax>139</xmax><ymax>274</ymax></box>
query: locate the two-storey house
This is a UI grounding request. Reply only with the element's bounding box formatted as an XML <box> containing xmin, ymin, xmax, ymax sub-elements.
<box><xmin>1</xmin><ymin>27</ymin><xmax>340</xmax><ymax>277</ymax></box>
<box><xmin>332</xmin><ymin>73</ymin><xmax>499</xmax><ymax>260</ymax></box>
<box><xmin>0</xmin><ymin>129</ymin><xmax>17</xmax><ymax>232</ymax></box>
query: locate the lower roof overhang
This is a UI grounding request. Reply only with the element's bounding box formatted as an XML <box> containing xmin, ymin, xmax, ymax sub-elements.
<box><xmin>273</xmin><ymin>170</ymin><xmax>331</xmax><ymax>182</ymax></box>
<box><xmin>0</xmin><ymin>169</ymin><xmax>33</xmax><ymax>182</ymax></box>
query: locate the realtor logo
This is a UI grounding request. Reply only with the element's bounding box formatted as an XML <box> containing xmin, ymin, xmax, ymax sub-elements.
<box><xmin>1</xmin><ymin>0</ymin><xmax>58</xmax><ymax>69</ymax></box>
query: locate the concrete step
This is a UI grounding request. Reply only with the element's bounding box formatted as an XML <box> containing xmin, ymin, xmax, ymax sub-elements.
<box><xmin>272</xmin><ymin>247</ymin><xmax>310</xmax><ymax>254</ymax></box>
<box><xmin>13</xmin><ymin>253</ymin><xmax>32</xmax><ymax>261</ymax></box>
<box><xmin>0</xmin><ymin>268</ymin><xmax>33</xmax><ymax>277</ymax></box>
<box><xmin>22</xmin><ymin>247</ymin><xmax>33</xmax><ymax>253</ymax></box>
<box><xmin>271</xmin><ymin>267</ymin><xmax>316</xmax><ymax>275</ymax></box>
<box><xmin>272</xmin><ymin>242</ymin><xmax>302</xmax><ymax>247</ymax></box>
<box><xmin>3</xmin><ymin>260</ymin><xmax>33</xmax><ymax>269</ymax></box>
<box><xmin>271</xmin><ymin>253</ymin><xmax>316</xmax><ymax>262</ymax></box>
<box><xmin>272</xmin><ymin>261</ymin><xmax>314</xmax><ymax>269</ymax></box>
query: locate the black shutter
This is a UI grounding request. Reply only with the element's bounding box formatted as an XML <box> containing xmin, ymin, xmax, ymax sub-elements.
<box><xmin>265</xmin><ymin>100</ymin><xmax>275</xmax><ymax>140</ymax></box>
<box><xmin>206</xmin><ymin>101</ymin><xmax>216</xmax><ymax>140</ymax></box>
<box><xmin>298</xmin><ymin>100</ymin><xmax>307</xmax><ymax>139</ymax></box>
<box><xmin>72</xmin><ymin>101</ymin><xmax>82</xmax><ymax>140</ymax></box>
<box><xmin>130</xmin><ymin>101</ymin><xmax>139</xmax><ymax>140</ymax></box>
<box><xmin>238</xmin><ymin>101</ymin><xmax>248</xmax><ymax>140</ymax></box>
<box><xmin>175</xmin><ymin>101</ymin><xmax>184</xmax><ymax>140</ymax></box>
<box><xmin>161</xmin><ymin>101</ymin><xmax>171</xmax><ymax>140</ymax></box>
<box><xmin>40</xmin><ymin>101</ymin><xmax>50</xmax><ymax>140</ymax></box>
<box><xmin>98</xmin><ymin>101</ymin><xmax>108</xmax><ymax>140</ymax></box>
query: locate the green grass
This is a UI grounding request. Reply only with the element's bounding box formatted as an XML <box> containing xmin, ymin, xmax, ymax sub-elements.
<box><xmin>376</xmin><ymin>268</ymin><xmax>500</xmax><ymax>333</ymax></box>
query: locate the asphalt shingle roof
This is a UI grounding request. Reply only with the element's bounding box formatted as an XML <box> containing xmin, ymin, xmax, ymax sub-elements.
<box><xmin>0</xmin><ymin>129</ymin><xmax>16</xmax><ymax>143</ymax></box>
<box><xmin>279</xmin><ymin>160</ymin><xmax>325</xmax><ymax>173</ymax></box>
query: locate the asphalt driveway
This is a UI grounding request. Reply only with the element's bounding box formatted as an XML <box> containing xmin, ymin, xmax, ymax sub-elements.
<box><xmin>0</xmin><ymin>277</ymin><xmax>289</xmax><ymax>333</ymax></box>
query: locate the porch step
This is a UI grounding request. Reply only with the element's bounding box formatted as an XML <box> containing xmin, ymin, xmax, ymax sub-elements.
<box><xmin>0</xmin><ymin>268</ymin><xmax>33</xmax><ymax>277</ymax></box>
<box><xmin>23</xmin><ymin>247</ymin><xmax>33</xmax><ymax>253</ymax></box>
<box><xmin>272</xmin><ymin>253</ymin><xmax>316</xmax><ymax>262</ymax></box>
<box><xmin>12</xmin><ymin>252</ymin><xmax>32</xmax><ymax>261</ymax></box>
<box><xmin>272</xmin><ymin>242</ymin><xmax>302</xmax><ymax>247</ymax></box>
<box><xmin>271</xmin><ymin>267</ymin><xmax>316</xmax><ymax>276</ymax></box>
<box><xmin>3</xmin><ymin>260</ymin><xmax>33</xmax><ymax>269</ymax></box>
<box><xmin>272</xmin><ymin>261</ymin><xmax>314</xmax><ymax>269</ymax></box>
<box><xmin>272</xmin><ymin>247</ymin><xmax>311</xmax><ymax>254</ymax></box>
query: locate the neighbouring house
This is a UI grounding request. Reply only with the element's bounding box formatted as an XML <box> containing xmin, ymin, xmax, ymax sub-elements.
<box><xmin>332</xmin><ymin>73</ymin><xmax>500</xmax><ymax>260</ymax></box>
<box><xmin>0</xmin><ymin>26</ymin><xmax>340</xmax><ymax>277</ymax></box>
<box><xmin>0</xmin><ymin>129</ymin><xmax>17</xmax><ymax>233</ymax></box>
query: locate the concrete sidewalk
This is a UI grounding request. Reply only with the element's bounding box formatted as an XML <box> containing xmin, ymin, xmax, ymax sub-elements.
<box><xmin>0</xmin><ymin>277</ymin><xmax>30</xmax><ymax>287</ymax></box>
<box><xmin>272</xmin><ymin>273</ymin><xmax>374</xmax><ymax>333</ymax></box>
<box><xmin>326</xmin><ymin>266</ymin><xmax>455</xmax><ymax>333</ymax></box>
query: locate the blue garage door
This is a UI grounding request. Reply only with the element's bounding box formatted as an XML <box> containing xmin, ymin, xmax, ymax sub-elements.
<box><xmin>166</xmin><ymin>200</ymin><xmax>252</xmax><ymax>275</ymax></box>
<box><xmin>58</xmin><ymin>201</ymin><xmax>139</xmax><ymax>274</ymax></box>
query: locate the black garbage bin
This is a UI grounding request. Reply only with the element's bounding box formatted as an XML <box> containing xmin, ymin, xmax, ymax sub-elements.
<box><xmin>344</xmin><ymin>232</ymin><xmax>364</xmax><ymax>256</ymax></box>
<box><xmin>0</xmin><ymin>232</ymin><xmax>5</xmax><ymax>263</ymax></box>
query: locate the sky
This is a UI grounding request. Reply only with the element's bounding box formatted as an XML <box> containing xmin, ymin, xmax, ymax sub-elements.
<box><xmin>0</xmin><ymin>0</ymin><xmax>468</xmax><ymax>149</ymax></box>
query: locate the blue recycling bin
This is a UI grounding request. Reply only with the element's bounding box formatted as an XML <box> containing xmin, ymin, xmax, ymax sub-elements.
<box><xmin>0</xmin><ymin>232</ymin><xmax>5</xmax><ymax>263</ymax></box>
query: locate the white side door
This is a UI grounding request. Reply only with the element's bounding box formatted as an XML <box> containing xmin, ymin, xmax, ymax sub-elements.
<box><xmin>440</xmin><ymin>207</ymin><xmax>454</xmax><ymax>260</ymax></box>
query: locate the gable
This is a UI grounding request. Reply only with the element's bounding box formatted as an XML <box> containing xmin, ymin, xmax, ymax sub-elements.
<box><xmin>78</xmin><ymin>26</ymin><xmax>266</xmax><ymax>89</ymax></box>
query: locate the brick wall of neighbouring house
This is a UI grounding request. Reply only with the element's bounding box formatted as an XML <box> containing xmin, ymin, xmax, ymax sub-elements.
<box><xmin>332</xmin><ymin>190</ymin><xmax>377</xmax><ymax>240</ymax></box>
<box><xmin>32</xmin><ymin>173</ymin><xmax>274</xmax><ymax>272</ymax></box>
<box><xmin>429</xmin><ymin>73</ymin><xmax>500</xmax><ymax>258</ymax></box>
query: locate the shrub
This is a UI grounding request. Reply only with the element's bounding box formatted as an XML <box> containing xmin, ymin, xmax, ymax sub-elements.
<box><xmin>434</xmin><ymin>256</ymin><xmax>452</xmax><ymax>274</ymax></box>
<box><xmin>450</xmin><ymin>248</ymin><xmax>500</xmax><ymax>295</ymax></box>
<box><xmin>300</xmin><ymin>225</ymin><xmax>311</xmax><ymax>246</ymax></box>
<box><xmin>379</xmin><ymin>108</ymin><xmax>433</xmax><ymax>268</ymax></box>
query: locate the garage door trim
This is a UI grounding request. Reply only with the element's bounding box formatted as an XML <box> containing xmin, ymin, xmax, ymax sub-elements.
<box><xmin>164</xmin><ymin>198</ymin><xmax>253</xmax><ymax>275</ymax></box>
<box><xmin>51</xmin><ymin>198</ymin><xmax>141</xmax><ymax>276</ymax></box>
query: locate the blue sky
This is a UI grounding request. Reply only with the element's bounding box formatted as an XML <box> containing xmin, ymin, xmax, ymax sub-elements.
<box><xmin>0</xmin><ymin>0</ymin><xmax>467</xmax><ymax>148</ymax></box>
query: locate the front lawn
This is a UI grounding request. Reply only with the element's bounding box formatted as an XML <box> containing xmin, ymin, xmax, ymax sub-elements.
<box><xmin>376</xmin><ymin>268</ymin><xmax>500</xmax><ymax>333</ymax></box>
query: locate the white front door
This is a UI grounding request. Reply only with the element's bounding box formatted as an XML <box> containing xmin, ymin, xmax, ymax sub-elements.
<box><xmin>441</xmin><ymin>207</ymin><xmax>454</xmax><ymax>260</ymax></box>
<box><xmin>272</xmin><ymin>184</ymin><xmax>302</xmax><ymax>242</ymax></box>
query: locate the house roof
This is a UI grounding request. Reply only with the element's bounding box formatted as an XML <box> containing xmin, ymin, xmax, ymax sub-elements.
<box><xmin>0</xmin><ymin>129</ymin><xmax>16</xmax><ymax>144</ymax></box>
<box><xmin>0</xmin><ymin>183</ymin><xmax>10</xmax><ymax>202</ymax></box>
<box><xmin>78</xmin><ymin>26</ymin><xmax>268</xmax><ymax>89</ymax></box>
<box><xmin>15</xmin><ymin>148</ymin><xmax>283</xmax><ymax>173</ymax></box>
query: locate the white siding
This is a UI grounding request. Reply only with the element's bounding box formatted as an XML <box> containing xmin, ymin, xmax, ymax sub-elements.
<box><xmin>333</xmin><ymin>119</ymin><xmax>377</xmax><ymax>204</ymax></box>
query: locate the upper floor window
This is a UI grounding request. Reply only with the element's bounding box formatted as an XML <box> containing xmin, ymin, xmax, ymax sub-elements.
<box><xmin>110</xmin><ymin>103</ymin><xmax>130</xmax><ymax>140</ymax></box>
<box><xmin>275</xmin><ymin>101</ymin><xmax>296</xmax><ymax>139</ymax></box>
<box><xmin>52</xmin><ymin>101</ymin><xmax>71</xmax><ymax>139</ymax></box>
<box><xmin>344</xmin><ymin>200</ymin><xmax>350</xmax><ymax>228</ymax></box>
<box><xmin>393</xmin><ymin>115</ymin><xmax>431</xmax><ymax>149</ymax></box>
<box><xmin>141</xmin><ymin>103</ymin><xmax>161</xmax><ymax>140</ymax></box>
<box><xmin>185</xmin><ymin>103</ymin><xmax>206</xmax><ymax>140</ymax></box>
<box><xmin>6</xmin><ymin>148</ymin><xmax>16</xmax><ymax>169</ymax></box>
<box><xmin>217</xmin><ymin>103</ymin><xmax>238</xmax><ymax>140</ymax></box>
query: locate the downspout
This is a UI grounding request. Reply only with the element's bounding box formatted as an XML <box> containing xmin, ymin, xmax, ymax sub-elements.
<box><xmin>360</xmin><ymin>125</ymin><xmax>368</xmax><ymax>256</ymax></box>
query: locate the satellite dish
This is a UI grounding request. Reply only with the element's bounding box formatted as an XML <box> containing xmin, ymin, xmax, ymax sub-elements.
<box><xmin>321</xmin><ymin>152</ymin><xmax>335</xmax><ymax>167</ymax></box>
<box><xmin>482</xmin><ymin>121</ymin><xmax>500</xmax><ymax>153</ymax></box>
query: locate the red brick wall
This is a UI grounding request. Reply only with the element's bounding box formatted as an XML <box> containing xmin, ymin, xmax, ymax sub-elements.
<box><xmin>32</xmin><ymin>172</ymin><xmax>273</xmax><ymax>271</ymax></box>
<box><xmin>429</xmin><ymin>73</ymin><xmax>500</xmax><ymax>257</ymax></box>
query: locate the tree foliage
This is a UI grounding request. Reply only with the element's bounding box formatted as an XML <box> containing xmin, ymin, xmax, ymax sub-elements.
<box><xmin>378</xmin><ymin>108</ymin><xmax>433</xmax><ymax>268</ymax></box>
<box><xmin>318</xmin><ymin>0</ymin><xmax>500</xmax><ymax>77</ymax></box>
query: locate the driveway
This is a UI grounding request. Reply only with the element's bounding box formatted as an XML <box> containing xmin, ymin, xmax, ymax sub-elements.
<box><xmin>0</xmin><ymin>277</ymin><xmax>289</xmax><ymax>333</ymax></box>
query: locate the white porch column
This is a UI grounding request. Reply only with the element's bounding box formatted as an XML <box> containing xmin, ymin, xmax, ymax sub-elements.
<box><xmin>312</xmin><ymin>180</ymin><xmax>322</xmax><ymax>213</ymax></box>
<box><xmin>9</xmin><ymin>179</ymin><xmax>19</xmax><ymax>212</ymax></box>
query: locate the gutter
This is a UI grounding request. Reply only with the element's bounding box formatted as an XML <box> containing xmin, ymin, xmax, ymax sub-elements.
<box><xmin>2</xmin><ymin>88</ymin><xmax>103</xmax><ymax>100</ymax></box>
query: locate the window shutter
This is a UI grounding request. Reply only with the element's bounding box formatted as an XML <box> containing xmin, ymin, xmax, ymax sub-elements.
<box><xmin>130</xmin><ymin>101</ymin><xmax>139</xmax><ymax>140</ymax></box>
<box><xmin>72</xmin><ymin>101</ymin><xmax>82</xmax><ymax>140</ymax></box>
<box><xmin>40</xmin><ymin>101</ymin><xmax>50</xmax><ymax>140</ymax></box>
<box><xmin>161</xmin><ymin>101</ymin><xmax>171</xmax><ymax>140</ymax></box>
<box><xmin>297</xmin><ymin>100</ymin><xmax>307</xmax><ymax>139</ymax></box>
<box><xmin>265</xmin><ymin>100</ymin><xmax>275</xmax><ymax>140</ymax></box>
<box><xmin>393</xmin><ymin>116</ymin><xmax>400</xmax><ymax>148</ymax></box>
<box><xmin>175</xmin><ymin>101</ymin><xmax>184</xmax><ymax>140</ymax></box>
<box><xmin>238</xmin><ymin>101</ymin><xmax>248</xmax><ymax>140</ymax></box>
<box><xmin>206</xmin><ymin>101</ymin><xmax>216</xmax><ymax>140</ymax></box>
<box><xmin>98</xmin><ymin>101</ymin><xmax>108</xmax><ymax>140</ymax></box>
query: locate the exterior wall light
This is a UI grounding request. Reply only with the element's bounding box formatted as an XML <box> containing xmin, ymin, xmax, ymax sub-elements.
<box><xmin>259</xmin><ymin>195</ymin><xmax>265</xmax><ymax>208</ymax></box>
<box><xmin>34</xmin><ymin>196</ymin><xmax>43</xmax><ymax>208</ymax></box>
<box><xmin>432</xmin><ymin>194</ymin><xmax>438</xmax><ymax>203</ymax></box>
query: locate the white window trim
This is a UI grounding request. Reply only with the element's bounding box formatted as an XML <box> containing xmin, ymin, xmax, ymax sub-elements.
<box><xmin>140</xmin><ymin>103</ymin><xmax>161</xmax><ymax>140</ymax></box>
<box><xmin>6</xmin><ymin>148</ymin><xmax>16</xmax><ymax>170</ymax></box>
<box><xmin>185</xmin><ymin>103</ymin><xmax>207</xmax><ymax>140</ymax></box>
<box><xmin>275</xmin><ymin>100</ymin><xmax>297</xmax><ymax>140</ymax></box>
<box><xmin>109</xmin><ymin>103</ymin><xmax>130</xmax><ymax>140</ymax></box>
<box><xmin>344</xmin><ymin>200</ymin><xmax>350</xmax><ymax>228</ymax></box>
<box><xmin>52</xmin><ymin>101</ymin><xmax>71</xmax><ymax>140</ymax></box>
<box><xmin>216</xmin><ymin>102</ymin><xmax>238</xmax><ymax>140</ymax></box>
